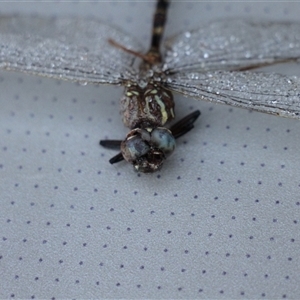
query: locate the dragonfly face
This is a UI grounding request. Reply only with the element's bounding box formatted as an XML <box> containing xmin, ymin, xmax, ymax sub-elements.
<box><xmin>121</xmin><ymin>126</ymin><xmax>176</xmax><ymax>173</ymax></box>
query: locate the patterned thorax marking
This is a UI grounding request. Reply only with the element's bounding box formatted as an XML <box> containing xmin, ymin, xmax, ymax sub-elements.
<box><xmin>120</xmin><ymin>82</ymin><xmax>175</xmax><ymax>129</ymax></box>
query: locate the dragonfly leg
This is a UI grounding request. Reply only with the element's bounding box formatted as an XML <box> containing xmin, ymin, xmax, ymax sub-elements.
<box><xmin>99</xmin><ymin>139</ymin><xmax>122</xmax><ymax>150</ymax></box>
<box><xmin>169</xmin><ymin>110</ymin><xmax>201</xmax><ymax>139</ymax></box>
<box><xmin>99</xmin><ymin>139</ymin><xmax>125</xmax><ymax>164</ymax></box>
<box><xmin>108</xmin><ymin>152</ymin><xmax>124</xmax><ymax>164</ymax></box>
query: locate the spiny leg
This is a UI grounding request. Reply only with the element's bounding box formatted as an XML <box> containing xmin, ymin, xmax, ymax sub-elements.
<box><xmin>100</xmin><ymin>110</ymin><xmax>201</xmax><ymax>165</ymax></box>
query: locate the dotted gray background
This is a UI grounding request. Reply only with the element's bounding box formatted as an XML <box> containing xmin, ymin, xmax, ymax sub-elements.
<box><xmin>0</xmin><ymin>1</ymin><xmax>300</xmax><ymax>299</ymax></box>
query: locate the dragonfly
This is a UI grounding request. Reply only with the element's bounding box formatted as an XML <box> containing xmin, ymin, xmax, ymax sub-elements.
<box><xmin>0</xmin><ymin>1</ymin><xmax>300</xmax><ymax>173</ymax></box>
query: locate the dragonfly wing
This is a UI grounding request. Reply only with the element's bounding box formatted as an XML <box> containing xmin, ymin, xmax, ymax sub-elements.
<box><xmin>165</xmin><ymin>70</ymin><xmax>300</xmax><ymax>119</ymax></box>
<box><xmin>0</xmin><ymin>15</ymin><xmax>144</xmax><ymax>84</ymax></box>
<box><xmin>163</xmin><ymin>19</ymin><xmax>300</xmax><ymax>73</ymax></box>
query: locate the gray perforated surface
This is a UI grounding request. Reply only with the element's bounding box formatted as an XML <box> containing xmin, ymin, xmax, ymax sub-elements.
<box><xmin>1</xmin><ymin>1</ymin><xmax>300</xmax><ymax>299</ymax></box>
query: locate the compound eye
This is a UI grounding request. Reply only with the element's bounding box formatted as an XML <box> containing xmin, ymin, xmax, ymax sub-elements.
<box><xmin>121</xmin><ymin>132</ymin><xmax>150</xmax><ymax>163</ymax></box>
<box><xmin>151</xmin><ymin>128</ymin><xmax>176</xmax><ymax>156</ymax></box>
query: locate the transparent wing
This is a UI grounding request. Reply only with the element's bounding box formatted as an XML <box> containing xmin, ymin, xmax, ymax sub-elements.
<box><xmin>0</xmin><ymin>15</ymin><xmax>144</xmax><ymax>84</ymax></box>
<box><xmin>163</xmin><ymin>19</ymin><xmax>300</xmax><ymax>73</ymax></box>
<box><xmin>165</xmin><ymin>71</ymin><xmax>300</xmax><ymax>119</ymax></box>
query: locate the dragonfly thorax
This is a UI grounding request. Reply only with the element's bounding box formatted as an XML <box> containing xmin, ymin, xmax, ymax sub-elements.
<box><xmin>121</xmin><ymin>81</ymin><xmax>175</xmax><ymax>129</ymax></box>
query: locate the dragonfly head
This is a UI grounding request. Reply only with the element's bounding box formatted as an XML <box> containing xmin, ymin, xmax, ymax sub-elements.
<box><xmin>121</xmin><ymin>126</ymin><xmax>176</xmax><ymax>173</ymax></box>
